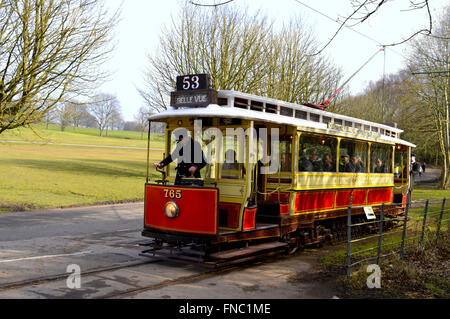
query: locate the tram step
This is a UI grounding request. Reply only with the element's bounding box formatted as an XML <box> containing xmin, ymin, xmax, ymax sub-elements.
<box><xmin>208</xmin><ymin>242</ymin><xmax>288</xmax><ymax>261</ymax></box>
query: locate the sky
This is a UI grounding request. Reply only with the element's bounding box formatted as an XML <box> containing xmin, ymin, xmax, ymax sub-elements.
<box><xmin>100</xmin><ymin>0</ymin><xmax>448</xmax><ymax>121</ymax></box>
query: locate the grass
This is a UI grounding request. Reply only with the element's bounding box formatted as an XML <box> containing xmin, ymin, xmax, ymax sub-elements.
<box><xmin>0</xmin><ymin>125</ymin><xmax>164</xmax><ymax>213</ymax></box>
<box><xmin>412</xmin><ymin>186</ymin><xmax>450</xmax><ymax>201</ymax></box>
<box><xmin>0</xmin><ymin>123</ymin><xmax>165</xmax><ymax>149</ymax></box>
<box><xmin>320</xmin><ymin>197</ymin><xmax>450</xmax><ymax>299</ymax></box>
<box><xmin>339</xmin><ymin>230</ymin><xmax>450</xmax><ymax>299</ymax></box>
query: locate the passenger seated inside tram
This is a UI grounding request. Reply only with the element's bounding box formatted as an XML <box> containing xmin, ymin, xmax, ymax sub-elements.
<box><xmin>340</xmin><ymin>154</ymin><xmax>353</xmax><ymax>172</ymax></box>
<box><xmin>374</xmin><ymin>158</ymin><xmax>387</xmax><ymax>173</ymax></box>
<box><xmin>351</xmin><ymin>155</ymin><xmax>365</xmax><ymax>173</ymax></box>
<box><xmin>322</xmin><ymin>154</ymin><xmax>335</xmax><ymax>172</ymax></box>
<box><xmin>299</xmin><ymin>149</ymin><xmax>323</xmax><ymax>172</ymax></box>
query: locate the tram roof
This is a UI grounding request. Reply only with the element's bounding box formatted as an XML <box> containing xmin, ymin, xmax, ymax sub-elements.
<box><xmin>149</xmin><ymin>90</ymin><xmax>416</xmax><ymax>148</ymax></box>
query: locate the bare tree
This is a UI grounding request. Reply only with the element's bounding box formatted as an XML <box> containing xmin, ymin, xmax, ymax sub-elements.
<box><xmin>265</xmin><ymin>19</ymin><xmax>342</xmax><ymax>105</ymax></box>
<box><xmin>55</xmin><ymin>102</ymin><xmax>74</xmax><ymax>132</ymax></box>
<box><xmin>295</xmin><ymin>0</ymin><xmax>435</xmax><ymax>56</ymax></box>
<box><xmin>107</xmin><ymin>108</ymin><xmax>123</xmax><ymax>133</ymax></box>
<box><xmin>0</xmin><ymin>0</ymin><xmax>119</xmax><ymax>135</ymax></box>
<box><xmin>408</xmin><ymin>7</ymin><xmax>450</xmax><ymax>189</ymax></box>
<box><xmin>69</xmin><ymin>102</ymin><xmax>88</xmax><ymax>128</ymax></box>
<box><xmin>139</xmin><ymin>3</ymin><xmax>342</xmax><ymax>111</ymax></box>
<box><xmin>89</xmin><ymin>93</ymin><xmax>121</xmax><ymax>137</ymax></box>
<box><xmin>134</xmin><ymin>105</ymin><xmax>153</xmax><ymax>139</ymax></box>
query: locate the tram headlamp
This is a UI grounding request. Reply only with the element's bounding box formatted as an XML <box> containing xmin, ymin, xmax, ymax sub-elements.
<box><xmin>164</xmin><ymin>201</ymin><xmax>180</xmax><ymax>219</ymax></box>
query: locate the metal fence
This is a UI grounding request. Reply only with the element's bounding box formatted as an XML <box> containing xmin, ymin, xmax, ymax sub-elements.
<box><xmin>346</xmin><ymin>196</ymin><xmax>449</xmax><ymax>279</ymax></box>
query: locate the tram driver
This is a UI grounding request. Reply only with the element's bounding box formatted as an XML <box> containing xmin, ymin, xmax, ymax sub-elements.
<box><xmin>154</xmin><ymin>132</ymin><xmax>207</xmax><ymax>185</ymax></box>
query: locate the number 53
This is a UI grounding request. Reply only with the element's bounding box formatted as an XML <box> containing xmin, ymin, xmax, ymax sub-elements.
<box><xmin>183</xmin><ymin>76</ymin><xmax>200</xmax><ymax>90</ymax></box>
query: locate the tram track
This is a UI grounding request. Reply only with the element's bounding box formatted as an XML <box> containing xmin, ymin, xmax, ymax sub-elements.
<box><xmin>0</xmin><ymin>259</ymin><xmax>158</xmax><ymax>292</ymax></box>
<box><xmin>0</xmin><ymin>213</ymin><xmax>410</xmax><ymax>298</ymax></box>
<box><xmin>0</xmin><ymin>252</ymin><xmax>257</xmax><ymax>299</ymax></box>
<box><xmin>101</xmin><ymin>264</ymin><xmax>242</xmax><ymax>299</ymax></box>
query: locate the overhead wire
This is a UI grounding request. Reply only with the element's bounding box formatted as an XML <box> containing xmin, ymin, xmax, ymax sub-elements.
<box><xmin>293</xmin><ymin>0</ymin><xmax>412</xmax><ymax>62</ymax></box>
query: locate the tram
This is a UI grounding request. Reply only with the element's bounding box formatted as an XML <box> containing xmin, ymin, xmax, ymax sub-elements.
<box><xmin>140</xmin><ymin>74</ymin><xmax>415</xmax><ymax>266</ymax></box>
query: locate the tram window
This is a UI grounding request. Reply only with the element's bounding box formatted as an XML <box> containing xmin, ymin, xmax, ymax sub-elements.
<box><xmin>234</xmin><ymin>98</ymin><xmax>248</xmax><ymax>109</ymax></box>
<box><xmin>355</xmin><ymin>123</ymin><xmax>362</xmax><ymax>129</ymax></box>
<box><xmin>251</xmin><ymin>100</ymin><xmax>264</xmax><ymax>112</ymax></box>
<box><xmin>221</xmin><ymin>135</ymin><xmax>246</xmax><ymax>180</ymax></box>
<box><xmin>295</xmin><ymin>110</ymin><xmax>307</xmax><ymax>120</ymax></box>
<box><xmin>345</xmin><ymin>121</ymin><xmax>353</xmax><ymax>128</ymax></box>
<box><xmin>280</xmin><ymin>137</ymin><xmax>293</xmax><ymax>172</ymax></box>
<box><xmin>299</xmin><ymin>134</ymin><xmax>337</xmax><ymax>172</ymax></box>
<box><xmin>323</xmin><ymin>116</ymin><xmax>332</xmax><ymax>125</ymax></box>
<box><xmin>202</xmin><ymin>134</ymin><xmax>218</xmax><ymax>180</ymax></box>
<box><xmin>266</xmin><ymin>103</ymin><xmax>278</xmax><ymax>114</ymax></box>
<box><xmin>334</xmin><ymin>119</ymin><xmax>343</xmax><ymax>125</ymax></box>
<box><xmin>280</xmin><ymin>107</ymin><xmax>293</xmax><ymax>117</ymax></box>
<box><xmin>339</xmin><ymin>139</ymin><xmax>368</xmax><ymax>173</ymax></box>
<box><xmin>310</xmin><ymin>114</ymin><xmax>320</xmax><ymax>122</ymax></box>
<box><xmin>371</xmin><ymin>144</ymin><xmax>393</xmax><ymax>174</ymax></box>
<box><xmin>364</xmin><ymin>125</ymin><xmax>370</xmax><ymax>131</ymax></box>
<box><xmin>394</xmin><ymin>150</ymin><xmax>408</xmax><ymax>179</ymax></box>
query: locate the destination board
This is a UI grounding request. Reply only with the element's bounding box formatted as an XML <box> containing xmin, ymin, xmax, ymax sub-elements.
<box><xmin>170</xmin><ymin>89</ymin><xmax>218</xmax><ymax>108</ymax></box>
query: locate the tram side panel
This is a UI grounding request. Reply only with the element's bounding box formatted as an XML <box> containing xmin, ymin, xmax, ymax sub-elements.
<box><xmin>143</xmin><ymin>184</ymin><xmax>219</xmax><ymax>241</ymax></box>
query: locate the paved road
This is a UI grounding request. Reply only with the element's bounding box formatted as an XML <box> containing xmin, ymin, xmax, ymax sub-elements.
<box><xmin>0</xmin><ymin>203</ymin><xmax>339</xmax><ymax>299</ymax></box>
<box><xmin>413</xmin><ymin>168</ymin><xmax>441</xmax><ymax>185</ymax></box>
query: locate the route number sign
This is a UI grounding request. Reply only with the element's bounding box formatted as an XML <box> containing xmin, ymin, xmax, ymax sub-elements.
<box><xmin>176</xmin><ymin>74</ymin><xmax>210</xmax><ymax>92</ymax></box>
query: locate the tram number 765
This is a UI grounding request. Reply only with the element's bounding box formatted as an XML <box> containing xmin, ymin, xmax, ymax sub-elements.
<box><xmin>164</xmin><ymin>189</ymin><xmax>182</xmax><ymax>199</ymax></box>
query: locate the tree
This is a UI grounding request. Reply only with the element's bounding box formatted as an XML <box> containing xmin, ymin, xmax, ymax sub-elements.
<box><xmin>408</xmin><ymin>7</ymin><xmax>450</xmax><ymax>189</ymax></box>
<box><xmin>134</xmin><ymin>106</ymin><xmax>153</xmax><ymax>139</ymax></box>
<box><xmin>69</xmin><ymin>103</ymin><xmax>89</xmax><ymax>128</ymax></box>
<box><xmin>140</xmin><ymin>3</ymin><xmax>342</xmax><ymax>112</ymax></box>
<box><xmin>294</xmin><ymin>0</ymin><xmax>434</xmax><ymax>55</ymax></box>
<box><xmin>191</xmin><ymin>1</ymin><xmax>436</xmax><ymax>52</ymax></box>
<box><xmin>334</xmin><ymin>7</ymin><xmax>449</xmax><ymax>189</ymax></box>
<box><xmin>106</xmin><ymin>107</ymin><xmax>123</xmax><ymax>133</ymax></box>
<box><xmin>89</xmin><ymin>93</ymin><xmax>121</xmax><ymax>137</ymax></box>
<box><xmin>123</xmin><ymin>121</ymin><xmax>140</xmax><ymax>132</ymax></box>
<box><xmin>55</xmin><ymin>102</ymin><xmax>74</xmax><ymax>131</ymax></box>
<box><xmin>0</xmin><ymin>0</ymin><xmax>119</xmax><ymax>135</ymax></box>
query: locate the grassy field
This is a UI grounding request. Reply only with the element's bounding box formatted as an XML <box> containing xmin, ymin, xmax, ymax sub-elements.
<box><xmin>412</xmin><ymin>185</ymin><xmax>450</xmax><ymax>201</ymax></box>
<box><xmin>0</xmin><ymin>123</ymin><xmax>165</xmax><ymax>148</ymax></box>
<box><xmin>0</xmin><ymin>125</ymin><xmax>164</xmax><ymax>213</ymax></box>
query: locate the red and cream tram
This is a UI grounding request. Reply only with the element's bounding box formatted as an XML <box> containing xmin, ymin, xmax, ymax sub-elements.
<box><xmin>141</xmin><ymin>74</ymin><xmax>415</xmax><ymax>265</ymax></box>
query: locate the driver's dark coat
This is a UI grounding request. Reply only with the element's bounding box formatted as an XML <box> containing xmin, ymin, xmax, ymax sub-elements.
<box><xmin>159</xmin><ymin>139</ymin><xmax>207</xmax><ymax>179</ymax></box>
